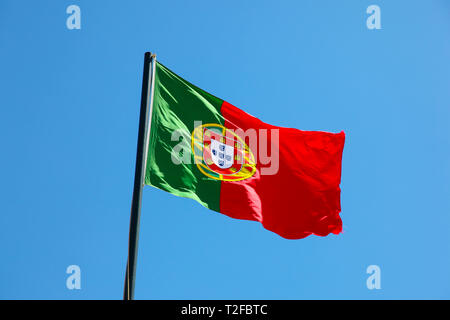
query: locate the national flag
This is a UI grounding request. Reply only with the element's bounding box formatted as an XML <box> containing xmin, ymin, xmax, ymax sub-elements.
<box><xmin>145</xmin><ymin>62</ymin><xmax>345</xmax><ymax>239</ymax></box>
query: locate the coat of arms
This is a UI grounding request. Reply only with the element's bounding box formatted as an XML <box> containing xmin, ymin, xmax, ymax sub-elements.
<box><xmin>191</xmin><ymin>124</ymin><xmax>256</xmax><ymax>181</ymax></box>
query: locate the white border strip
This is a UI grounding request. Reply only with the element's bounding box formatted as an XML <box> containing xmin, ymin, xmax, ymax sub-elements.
<box><xmin>141</xmin><ymin>54</ymin><xmax>157</xmax><ymax>186</ymax></box>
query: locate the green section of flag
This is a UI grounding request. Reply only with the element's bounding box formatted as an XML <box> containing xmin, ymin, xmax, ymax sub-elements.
<box><xmin>145</xmin><ymin>62</ymin><xmax>224</xmax><ymax>211</ymax></box>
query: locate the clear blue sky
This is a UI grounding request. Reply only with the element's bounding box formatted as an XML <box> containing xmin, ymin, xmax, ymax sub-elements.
<box><xmin>0</xmin><ymin>0</ymin><xmax>449</xmax><ymax>299</ymax></box>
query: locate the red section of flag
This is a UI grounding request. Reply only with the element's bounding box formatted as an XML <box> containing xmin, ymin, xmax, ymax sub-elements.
<box><xmin>219</xmin><ymin>101</ymin><xmax>345</xmax><ymax>239</ymax></box>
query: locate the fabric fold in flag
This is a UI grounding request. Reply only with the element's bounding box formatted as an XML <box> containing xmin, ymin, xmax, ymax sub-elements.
<box><xmin>145</xmin><ymin>62</ymin><xmax>345</xmax><ymax>239</ymax></box>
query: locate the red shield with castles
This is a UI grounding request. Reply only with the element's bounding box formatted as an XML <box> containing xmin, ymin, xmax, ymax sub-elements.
<box><xmin>202</xmin><ymin>127</ymin><xmax>244</xmax><ymax>176</ymax></box>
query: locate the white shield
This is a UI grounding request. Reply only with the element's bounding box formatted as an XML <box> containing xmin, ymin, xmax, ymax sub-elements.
<box><xmin>210</xmin><ymin>138</ymin><xmax>234</xmax><ymax>169</ymax></box>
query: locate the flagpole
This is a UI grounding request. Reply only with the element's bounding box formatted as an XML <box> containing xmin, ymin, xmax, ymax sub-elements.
<box><xmin>124</xmin><ymin>52</ymin><xmax>156</xmax><ymax>300</ymax></box>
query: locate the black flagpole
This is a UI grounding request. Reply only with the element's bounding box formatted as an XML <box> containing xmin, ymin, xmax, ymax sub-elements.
<box><xmin>124</xmin><ymin>52</ymin><xmax>155</xmax><ymax>300</ymax></box>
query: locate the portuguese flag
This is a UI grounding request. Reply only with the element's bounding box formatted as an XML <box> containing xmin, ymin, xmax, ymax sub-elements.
<box><xmin>145</xmin><ymin>62</ymin><xmax>345</xmax><ymax>239</ymax></box>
